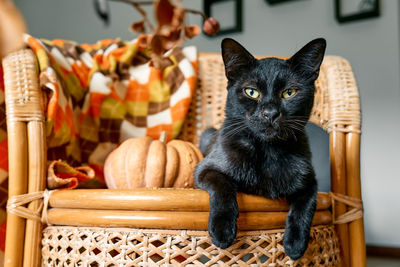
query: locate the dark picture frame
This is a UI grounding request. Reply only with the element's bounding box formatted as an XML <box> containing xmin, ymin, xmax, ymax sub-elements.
<box><xmin>203</xmin><ymin>0</ymin><xmax>242</xmax><ymax>36</ymax></box>
<box><xmin>335</xmin><ymin>0</ymin><xmax>380</xmax><ymax>23</ymax></box>
<box><xmin>265</xmin><ymin>0</ymin><xmax>300</xmax><ymax>5</ymax></box>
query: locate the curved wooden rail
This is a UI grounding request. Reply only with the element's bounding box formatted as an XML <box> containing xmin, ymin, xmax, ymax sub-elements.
<box><xmin>49</xmin><ymin>189</ymin><xmax>331</xmax><ymax>212</ymax></box>
<box><xmin>47</xmin><ymin>209</ymin><xmax>331</xmax><ymax>230</ymax></box>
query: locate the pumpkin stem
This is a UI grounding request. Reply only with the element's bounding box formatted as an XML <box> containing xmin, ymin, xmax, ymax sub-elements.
<box><xmin>159</xmin><ymin>131</ymin><xmax>167</xmax><ymax>143</ymax></box>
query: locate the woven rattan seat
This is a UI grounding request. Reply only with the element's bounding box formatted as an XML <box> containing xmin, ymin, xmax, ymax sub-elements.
<box><xmin>2</xmin><ymin>49</ymin><xmax>365</xmax><ymax>266</ymax></box>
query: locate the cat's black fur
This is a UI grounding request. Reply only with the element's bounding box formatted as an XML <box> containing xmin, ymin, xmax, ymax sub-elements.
<box><xmin>194</xmin><ymin>38</ymin><xmax>326</xmax><ymax>260</ymax></box>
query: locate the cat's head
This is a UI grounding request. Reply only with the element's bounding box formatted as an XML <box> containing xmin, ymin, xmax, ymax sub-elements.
<box><xmin>221</xmin><ymin>38</ymin><xmax>326</xmax><ymax>142</ymax></box>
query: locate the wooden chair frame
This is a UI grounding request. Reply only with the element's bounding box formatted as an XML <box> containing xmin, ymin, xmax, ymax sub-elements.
<box><xmin>2</xmin><ymin>49</ymin><xmax>365</xmax><ymax>266</ymax></box>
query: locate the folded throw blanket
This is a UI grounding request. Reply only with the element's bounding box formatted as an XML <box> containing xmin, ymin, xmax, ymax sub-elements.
<box><xmin>30</xmin><ymin>35</ymin><xmax>197</xmax><ymax>187</ymax></box>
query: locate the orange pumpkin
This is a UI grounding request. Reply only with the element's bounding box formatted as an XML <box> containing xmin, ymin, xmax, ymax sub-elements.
<box><xmin>104</xmin><ymin>132</ymin><xmax>203</xmax><ymax>189</ymax></box>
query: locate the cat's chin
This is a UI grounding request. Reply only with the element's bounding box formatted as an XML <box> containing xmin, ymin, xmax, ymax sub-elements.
<box><xmin>260</xmin><ymin>134</ymin><xmax>280</xmax><ymax>142</ymax></box>
<box><xmin>255</xmin><ymin>129</ymin><xmax>282</xmax><ymax>142</ymax></box>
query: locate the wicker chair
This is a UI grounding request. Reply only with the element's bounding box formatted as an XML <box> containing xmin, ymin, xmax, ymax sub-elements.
<box><xmin>2</xmin><ymin>49</ymin><xmax>365</xmax><ymax>266</ymax></box>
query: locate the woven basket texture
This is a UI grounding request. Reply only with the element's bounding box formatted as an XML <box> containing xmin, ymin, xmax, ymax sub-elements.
<box><xmin>42</xmin><ymin>225</ymin><xmax>340</xmax><ymax>266</ymax></box>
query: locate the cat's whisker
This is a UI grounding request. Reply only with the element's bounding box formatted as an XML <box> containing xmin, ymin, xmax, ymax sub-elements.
<box><xmin>290</xmin><ymin>115</ymin><xmax>309</xmax><ymax>118</ymax></box>
<box><xmin>286</xmin><ymin>122</ymin><xmax>304</xmax><ymax>129</ymax></box>
<box><xmin>222</xmin><ymin>123</ymin><xmax>246</xmax><ymax>135</ymax></box>
<box><xmin>289</xmin><ymin>119</ymin><xmax>308</xmax><ymax>122</ymax></box>
<box><xmin>286</xmin><ymin>119</ymin><xmax>308</xmax><ymax>125</ymax></box>
<box><xmin>285</xmin><ymin>119</ymin><xmax>308</xmax><ymax>130</ymax></box>
<box><xmin>226</xmin><ymin>125</ymin><xmax>249</xmax><ymax>138</ymax></box>
<box><xmin>279</xmin><ymin>126</ymin><xmax>296</xmax><ymax>142</ymax></box>
<box><xmin>222</xmin><ymin>120</ymin><xmax>246</xmax><ymax>129</ymax></box>
<box><xmin>286</xmin><ymin>127</ymin><xmax>297</xmax><ymax>142</ymax></box>
<box><xmin>287</xmin><ymin>118</ymin><xmax>309</xmax><ymax>125</ymax></box>
<box><xmin>282</xmin><ymin>120</ymin><xmax>307</xmax><ymax>137</ymax></box>
<box><xmin>222</xmin><ymin>123</ymin><xmax>249</xmax><ymax>139</ymax></box>
<box><xmin>287</xmin><ymin>124</ymin><xmax>304</xmax><ymax>131</ymax></box>
<box><xmin>287</xmin><ymin>126</ymin><xmax>305</xmax><ymax>134</ymax></box>
<box><xmin>288</xmin><ymin>123</ymin><xmax>306</xmax><ymax>130</ymax></box>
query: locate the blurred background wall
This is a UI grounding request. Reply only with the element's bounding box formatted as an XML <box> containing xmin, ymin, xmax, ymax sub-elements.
<box><xmin>14</xmin><ymin>0</ymin><xmax>400</xmax><ymax>248</ymax></box>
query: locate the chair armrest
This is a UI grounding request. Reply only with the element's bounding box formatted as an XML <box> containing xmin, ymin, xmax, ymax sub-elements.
<box><xmin>2</xmin><ymin>48</ymin><xmax>46</xmax><ymax>267</ymax></box>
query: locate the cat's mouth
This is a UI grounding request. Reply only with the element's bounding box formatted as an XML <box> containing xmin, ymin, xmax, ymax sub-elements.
<box><xmin>248</xmin><ymin>119</ymin><xmax>282</xmax><ymax>141</ymax></box>
<box><xmin>260</xmin><ymin>126</ymin><xmax>280</xmax><ymax>140</ymax></box>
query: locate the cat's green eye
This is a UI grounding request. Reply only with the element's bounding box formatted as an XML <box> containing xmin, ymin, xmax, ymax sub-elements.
<box><xmin>244</xmin><ymin>88</ymin><xmax>260</xmax><ymax>99</ymax></box>
<box><xmin>282</xmin><ymin>88</ymin><xmax>297</xmax><ymax>99</ymax></box>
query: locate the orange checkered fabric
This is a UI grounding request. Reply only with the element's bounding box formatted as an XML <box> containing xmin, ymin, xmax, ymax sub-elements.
<box><xmin>0</xmin><ymin>35</ymin><xmax>198</xmax><ymax>188</ymax></box>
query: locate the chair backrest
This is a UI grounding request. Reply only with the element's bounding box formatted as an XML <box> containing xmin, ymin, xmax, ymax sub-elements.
<box><xmin>180</xmin><ymin>53</ymin><xmax>361</xmax><ymax>145</ymax></box>
<box><xmin>1</xmin><ymin>49</ymin><xmax>365</xmax><ymax>267</ymax></box>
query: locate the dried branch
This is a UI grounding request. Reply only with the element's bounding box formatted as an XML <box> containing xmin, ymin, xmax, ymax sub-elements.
<box><xmin>109</xmin><ymin>0</ymin><xmax>154</xmax><ymax>5</ymax></box>
<box><xmin>94</xmin><ymin>0</ymin><xmax>220</xmax><ymax>68</ymax></box>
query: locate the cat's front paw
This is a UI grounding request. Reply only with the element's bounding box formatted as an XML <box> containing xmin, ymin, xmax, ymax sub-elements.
<box><xmin>283</xmin><ymin>227</ymin><xmax>310</xmax><ymax>260</ymax></box>
<box><xmin>208</xmin><ymin>212</ymin><xmax>237</xmax><ymax>249</ymax></box>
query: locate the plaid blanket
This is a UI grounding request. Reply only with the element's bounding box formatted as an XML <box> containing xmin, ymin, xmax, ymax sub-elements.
<box><xmin>26</xmin><ymin>34</ymin><xmax>197</xmax><ymax>187</ymax></box>
<box><xmin>0</xmin><ymin>35</ymin><xmax>198</xmax><ymax>248</ymax></box>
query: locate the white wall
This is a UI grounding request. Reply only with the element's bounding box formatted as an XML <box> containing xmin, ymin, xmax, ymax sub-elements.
<box><xmin>15</xmin><ymin>0</ymin><xmax>400</xmax><ymax>247</ymax></box>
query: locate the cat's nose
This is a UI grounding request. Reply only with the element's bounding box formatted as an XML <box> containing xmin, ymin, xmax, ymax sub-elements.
<box><xmin>262</xmin><ymin>109</ymin><xmax>280</xmax><ymax>123</ymax></box>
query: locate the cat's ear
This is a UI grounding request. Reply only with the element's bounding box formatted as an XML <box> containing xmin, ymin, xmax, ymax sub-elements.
<box><xmin>288</xmin><ymin>38</ymin><xmax>326</xmax><ymax>81</ymax></box>
<box><xmin>221</xmin><ymin>38</ymin><xmax>255</xmax><ymax>80</ymax></box>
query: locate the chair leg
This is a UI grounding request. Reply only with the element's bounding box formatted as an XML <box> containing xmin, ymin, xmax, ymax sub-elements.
<box><xmin>346</xmin><ymin>127</ymin><xmax>366</xmax><ymax>267</ymax></box>
<box><xmin>23</xmin><ymin>121</ymin><xmax>46</xmax><ymax>267</ymax></box>
<box><xmin>330</xmin><ymin>130</ymin><xmax>350</xmax><ymax>267</ymax></box>
<box><xmin>3</xmin><ymin>49</ymin><xmax>45</xmax><ymax>267</ymax></box>
<box><xmin>4</xmin><ymin>122</ymin><xmax>28</xmax><ymax>267</ymax></box>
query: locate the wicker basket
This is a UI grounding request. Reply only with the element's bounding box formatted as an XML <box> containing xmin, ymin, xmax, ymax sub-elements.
<box><xmin>2</xmin><ymin>50</ymin><xmax>365</xmax><ymax>266</ymax></box>
<box><xmin>42</xmin><ymin>226</ymin><xmax>340</xmax><ymax>266</ymax></box>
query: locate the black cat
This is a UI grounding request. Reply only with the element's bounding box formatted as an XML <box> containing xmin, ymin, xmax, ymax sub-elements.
<box><xmin>194</xmin><ymin>38</ymin><xmax>326</xmax><ymax>260</ymax></box>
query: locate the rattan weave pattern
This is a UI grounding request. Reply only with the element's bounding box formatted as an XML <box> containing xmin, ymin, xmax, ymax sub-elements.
<box><xmin>180</xmin><ymin>55</ymin><xmax>361</xmax><ymax>145</ymax></box>
<box><xmin>180</xmin><ymin>54</ymin><xmax>227</xmax><ymax>144</ymax></box>
<box><xmin>323</xmin><ymin>57</ymin><xmax>361</xmax><ymax>133</ymax></box>
<box><xmin>42</xmin><ymin>225</ymin><xmax>340</xmax><ymax>266</ymax></box>
<box><xmin>2</xmin><ymin>49</ymin><xmax>43</xmax><ymax>122</ymax></box>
